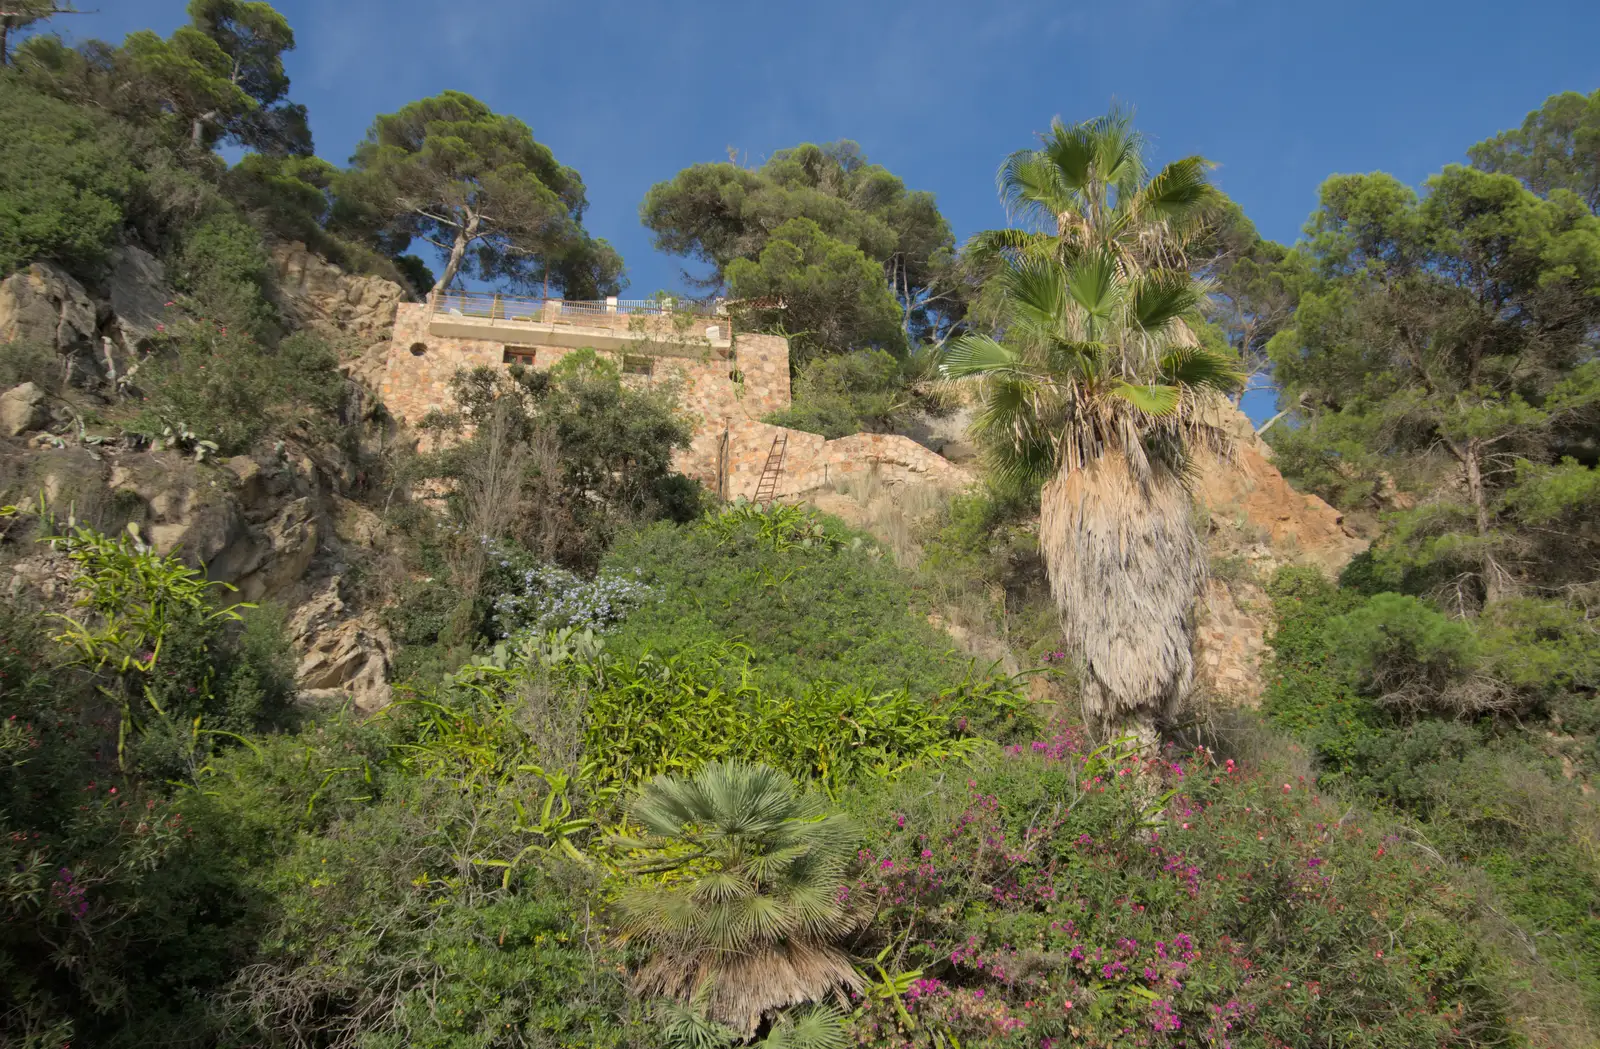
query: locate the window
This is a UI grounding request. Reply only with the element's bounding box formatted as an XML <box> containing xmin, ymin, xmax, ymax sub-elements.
<box><xmin>622</xmin><ymin>354</ymin><xmax>653</xmax><ymax>377</ymax></box>
<box><xmin>503</xmin><ymin>347</ymin><xmax>537</xmax><ymax>366</ymax></box>
<box><xmin>409</xmin><ymin>342</ymin><xmax>427</xmax><ymax>356</ymax></box>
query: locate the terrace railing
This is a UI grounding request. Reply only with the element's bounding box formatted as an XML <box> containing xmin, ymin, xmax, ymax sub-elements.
<box><xmin>432</xmin><ymin>290</ymin><xmax>721</xmax><ymax>320</ymax></box>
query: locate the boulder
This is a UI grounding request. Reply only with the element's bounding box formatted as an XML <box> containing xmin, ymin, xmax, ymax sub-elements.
<box><xmin>223</xmin><ymin>454</ymin><xmax>266</xmax><ymax>509</ymax></box>
<box><xmin>288</xmin><ymin>578</ymin><xmax>394</xmax><ymax>712</ymax></box>
<box><xmin>332</xmin><ymin>495</ymin><xmax>386</xmax><ymax>550</ymax></box>
<box><xmin>108</xmin><ymin>457</ymin><xmax>243</xmax><ymax>565</ymax></box>
<box><xmin>107</xmin><ymin>245</ymin><xmax>170</xmax><ymax>349</ymax></box>
<box><xmin>245</xmin><ymin>497</ymin><xmax>320</xmax><ymax>602</ymax></box>
<box><xmin>0</xmin><ymin>382</ymin><xmax>48</xmax><ymax>437</ymax></box>
<box><xmin>0</xmin><ymin>263</ymin><xmax>97</xmax><ymax>359</ymax></box>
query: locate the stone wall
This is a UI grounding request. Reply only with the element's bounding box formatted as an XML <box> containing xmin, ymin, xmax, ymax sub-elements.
<box><xmin>378</xmin><ymin>303</ymin><xmax>963</xmax><ymax>499</ymax></box>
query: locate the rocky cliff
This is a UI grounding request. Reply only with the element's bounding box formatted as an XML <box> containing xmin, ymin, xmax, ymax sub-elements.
<box><xmin>1</xmin><ymin>243</ymin><xmax>411</xmax><ymax>711</ymax></box>
<box><xmin>1192</xmin><ymin>408</ymin><xmax>1366</xmax><ymax>704</ymax></box>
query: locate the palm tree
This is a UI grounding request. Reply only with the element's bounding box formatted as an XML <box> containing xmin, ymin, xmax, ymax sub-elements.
<box><xmin>970</xmin><ymin>106</ymin><xmax>1215</xmax><ymax>275</ymax></box>
<box><xmin>944</xmin><ymin>111</ymin><xmax>1241</xmax><ymax>749</ymax></box>
<box><xmin>613</xmin><ymin>762</ymin><xmax>861</xmax><ymax>1038</ymax></box>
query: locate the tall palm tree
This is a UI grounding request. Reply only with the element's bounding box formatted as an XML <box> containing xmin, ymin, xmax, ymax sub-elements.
<box><xmin>970</xmin><ymin>106</ymin><xmax>1215</xmax><ymax>275</ymax></box>
<box><xmin>944</xmin><ymin>111</ymin><xmax>1241</xmax><ymax>748</ymax></box>
<box><xmin>613</xmin><ymin>762</ymin><xmax>861</xmax><ymax>1038</ymax></box>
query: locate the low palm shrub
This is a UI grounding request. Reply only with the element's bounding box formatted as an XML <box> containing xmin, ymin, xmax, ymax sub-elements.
<box><xmin>613</xmin><ymin>761</ymin><xmax>862</xmax><ymax>1037</ymax></box>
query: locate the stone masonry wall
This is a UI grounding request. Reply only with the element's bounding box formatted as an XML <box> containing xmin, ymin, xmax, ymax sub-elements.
<box><xmin>379</xmin><ymin>303</ymin><xmax>963</xmax><ymax>499</ymax></box>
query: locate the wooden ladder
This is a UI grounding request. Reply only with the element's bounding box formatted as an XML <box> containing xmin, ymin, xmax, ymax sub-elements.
<box><xmin>753</xmin><ymin>431</ymin><xmax>788</xmax><ymax>507</ymax></box>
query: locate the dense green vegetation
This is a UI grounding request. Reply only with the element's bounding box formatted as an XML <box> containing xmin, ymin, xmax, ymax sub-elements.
<box><xmin>1242</xmin><ymin>91</ymin><xmax>1600</xmax><ymax>1034</ymax></box>
<box><xmin>1</xmin><ymin>2</ymin><xmax>1598</xmax><ymax>1046</ymax></box>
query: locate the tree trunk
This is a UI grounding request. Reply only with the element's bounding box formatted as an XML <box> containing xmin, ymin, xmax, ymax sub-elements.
<box><xmin>1458</xmin><ymin>438</ymin><xmax>1508</xmax><ymax>605</ymax></box>
<box><xmin>1255</xmin><ymin>405</ymin><xmax>1294</xmax><ymax>437</ymax></box>
<box><xmin>1040</xmin><ymin>453</ymin><xmax>1205</xmax><ymax>747</ymax></box>
<box><xmin>190</xmin><ymin>114</ymin><xmax>213</xmax><ymax>150</ymax></box>
<box><xmin>433</xmin><ymin>214</ymin><xmax>479</xmax><ymax>298</ymax></box>
<box><xmin>1</xmin><ymin>22</ymin><xmax>10</xmax><ymax>68</ymax></box>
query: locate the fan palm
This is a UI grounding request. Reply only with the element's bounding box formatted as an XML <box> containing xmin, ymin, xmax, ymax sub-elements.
<box><xmin>945</xmin><ymin>113</ymin><xmax>1241</xmax><ymax>748</ymax></box>
<box><xmin>969</xmin><ymin>106</ymin><xmax>1216</xmax><ymax>275</ymax></box>
<box><xmin>613</xmin><ymin>762</ymin><xmax>861</xmax><ymax>1038</ymax></box>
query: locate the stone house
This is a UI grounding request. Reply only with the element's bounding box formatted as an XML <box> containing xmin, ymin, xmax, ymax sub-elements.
<box><xmin>380</xmin><ymin>292</ymin><xmax>967</xmax><ymax>500</ymax></box>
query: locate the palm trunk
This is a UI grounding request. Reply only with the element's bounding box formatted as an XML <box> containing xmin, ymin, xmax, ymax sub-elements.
<box><xmin>1040</xmin><ymin>453</ymin><xmax>1204</xmax><ymax>747</ymax></box>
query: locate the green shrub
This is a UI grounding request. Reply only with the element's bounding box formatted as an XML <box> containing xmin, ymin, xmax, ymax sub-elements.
<box><xmin>763</xmin><ymin>348</ymin><xmax>908</xmax><ymax>438</ymax></box>
<box><xmin>1260</xmin><ymin>566</ymin><xmax>1383</xmax><ymax>773</ymax></box>
<box><xmin>0</xmin><ymin>602</ymin><xmax>269</xmax><ymax>1048</ymax></box>
<box><xmin>606</xmin><ymin>509</ymin><xmax>972</xmax><ymax>699</ymax></box>
<box><xmin>132</xmin><ymin>321</ymin><xmax>344</xmax><ymax>455</ymax></box>
<box><xmin>165</xmin><ymin>210</ymin><xmax>280</xmax><ymax>339</ymax></box>
<box><xmin>837</xmin><ymin>728</ymin><xmax>1526</xmax><ymax>1048</ymax></box>
<box><xmin>221</xmin><ymin>773</ymin><xmax>643</xmax><ymax>1048</ymax></box>
<box><xmin>1325</xmin><ymin>592</ymin><xmax>1480</xmax><ymax>701</ymax></box>
<box><xmin>1261</xmin><ymin>568</ymin><xmax>1600</xmax><ymax>1020</ymax></box>
<box><xmin>579</xmin><ymin>640</ymin><xmax>1008</xmax><ymax>791</ymax></box>
<box><xmin>0</xmin><ymin>80</ymin><xmax>136</xmax><ymax>278</ymax></box>
<box><xmin>413</xmin><ymin>356</ymin><xmax>697</xmax><ymax>574</ymax></box>
<box><xmin>1478</xmin><ymin>597</ymin><xmax>1600</xmax><ymax>699</ymax></box>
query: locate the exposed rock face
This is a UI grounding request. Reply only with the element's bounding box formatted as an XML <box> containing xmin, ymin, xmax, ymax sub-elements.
<box><xmin>1195</xmin><ymin>577</ymin><xmax>1272</xmax><ymax>706</ymax></box>
<box><xmin>1</xmin><ymin>244</ymin><xmax>411</xmax><ymax>711</ymax></box>
<box><xmin>0</xmin><ymin>383</ymin><xmax>48</xmax><ymax>437</ymax></box>
<box><xmin>288</xmin><ymin>577</ymin><xmax>394</xmax><ymax>712</ymax></box>
<box><xmin>0</xmin><ymin>263</ymin><xmax>97</xmax><ymax>359</ymax></box>
<box><xmin>1195</xmin><ymin>411</ymin><xmax>1366</xmax><ymax>576</ymax></box>
<box><xmin>1192</xmin><ymin>406</ymin><xmax>1367</xmax><ymax>705</ymax></box>
<box><xmin>4</xmin><ymin>438</ymin><xmax>395</xmax><ymax>708</ymax></box>
<box><xmin>271</xmin><ymin>242</ymin><xmax>408</xmax><ymax>390</ymax></box>
<box><xmin>107</xmin><ymin>456</ymin><xmax>240</xmax><ymax>564</ymax></box>
<box><xmin>107</xmin><ymin>245</ymin><xmax>170</xmax><ymax>350</ymax></box>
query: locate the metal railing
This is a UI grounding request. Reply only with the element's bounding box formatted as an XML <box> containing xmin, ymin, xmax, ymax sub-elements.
<box><xmin>432</xmin><ymin>290</ymin><xmax>719</xmax><ymax>320</ymax></box>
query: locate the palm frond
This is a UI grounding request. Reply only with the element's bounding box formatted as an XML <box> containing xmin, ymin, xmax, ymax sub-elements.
<box><xmin>690</xmin><ymin>871</ymin><xmax>754</xmax><ymax>905</ymax></box>
<box><xmin>1039</xmin><ymin>118</ymin><xmax>1097</xmax><ymax>193</ymax></box>
<box><xmin>1001</xmin><ymin>255</ymin><xmax>1075</xmax><ymax>340</ymax></box>
<box><xmin>1112</xmin><ymin>381</ymin><xmax>1181</xmax><ymax>416</ymax></box>
<box><xmin>1064</xmin><ymin>250</ymin><xmax>1121</xmax><ymax>334</ymax></box>
<box><xmin>657</xmin><ymin>984</ymin><xmax>739</xmax><ymax>1049</ymax></box>
<box><xmin>1128</xmin><ymin>268</ymin><xmax>1206</xmax><ymax>334</ymax></box>
<box><xmin>940</xmin><ymin>333</ymin><xmax>1024</xmax><ymax>379</ymax></box>
<box><xmin>1129</xmin><ymin>156</ymin><xmax>1215</xmax><ymax>224</ymax></box>
<box><xmin>762</xmin><ymin>1005</ymin><xmax>849</xmax><ymax>1049</ymax></box>
<box><xmin>997</xmin><ymin>149</ymin><xmax>1073</xmax><ymax>229</ymax></box>
<box><xmin>1159</xmin><ymin>346</ymin><xmax>1245</xmax><ymax>394</ymax></box>
<box><xmin>965</xmin><ymin>227</ymin><xmax>1052</xmax><ymax>266</ymax></box>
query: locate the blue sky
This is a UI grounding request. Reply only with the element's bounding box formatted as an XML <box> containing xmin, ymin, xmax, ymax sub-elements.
<box><xmin>49</xmin><ymin>1</ymin><xmax>1600</xmax><ymax>419</ymax></box>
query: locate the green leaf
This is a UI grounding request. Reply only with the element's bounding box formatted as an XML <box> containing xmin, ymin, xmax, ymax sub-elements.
<box><xmin>940</xmin><ymin>334</ymin><xmax>1021</xmax><ymax>379</ymax></box>
<box><xmin>1112</xmin><ymin>381</ymin><xmax>1181</xmax><ymax>416</ymax></box>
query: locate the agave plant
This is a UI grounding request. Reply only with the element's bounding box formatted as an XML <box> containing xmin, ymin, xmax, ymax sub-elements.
<box><xmin>945</xmin><ymin>111</ymin><xmax>1241</xmax><ymax>748</ymax></box>
<box><xmin>613</xmin><ymin>761</ymin><xmax>861</xmax><ymax>1038</ymax></box>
